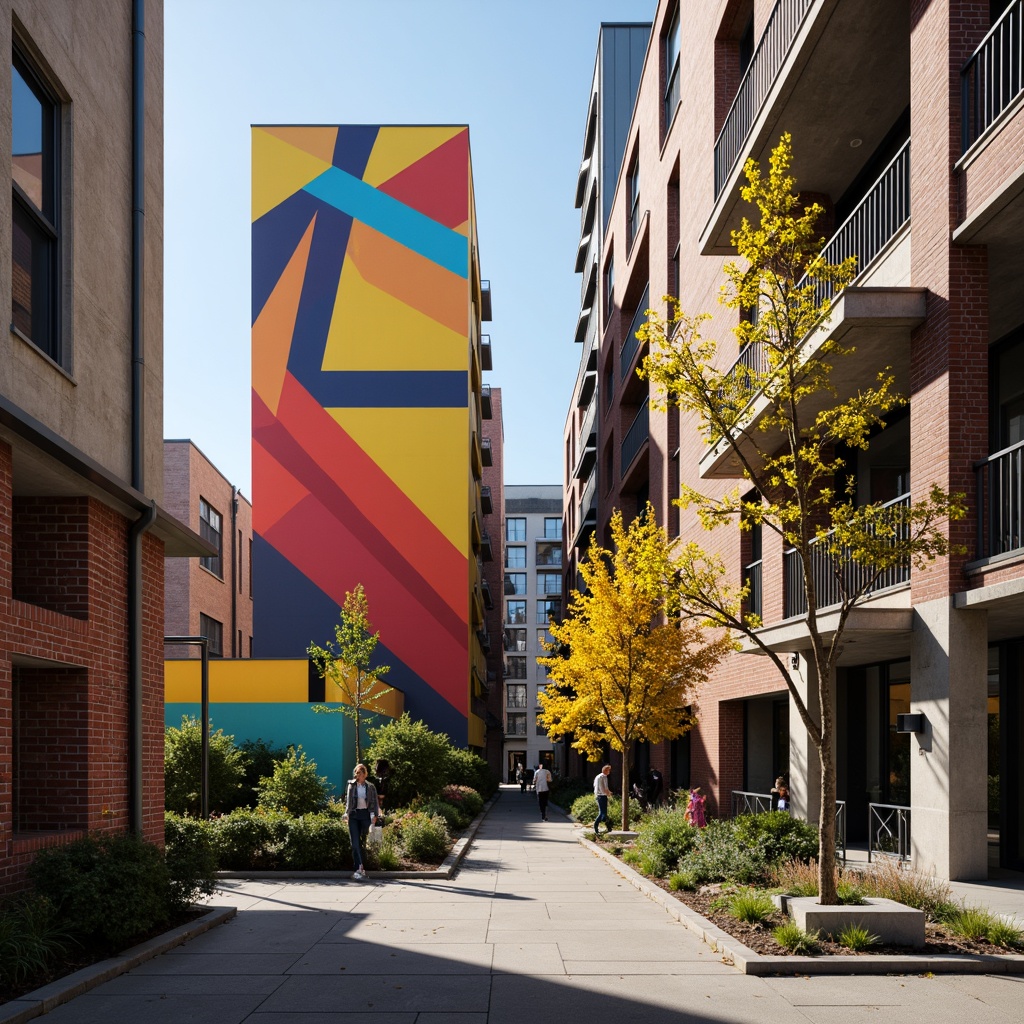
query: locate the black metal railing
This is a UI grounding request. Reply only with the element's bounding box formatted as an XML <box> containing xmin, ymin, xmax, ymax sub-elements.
<box><xmin>714</xmin><ymin>0</ymin><xmax>814</xmax><ymax>198</ymax></box>
<box><xmin>868</xmin><ymin>802</ymin><xmax>911</xmax><ymax>862</ymax></box>
<box><xmin>835</xmin><ymin>799</ymin><xmax>847</xmax><ymax>864</ymax></box>
<box><xmin>783</xmin><ymin>493</ymin><xmax>911</xmax><ymax>618</ymax></box>
<box><xmin>731</xmin><ymin>790</ymin><xmax>773</xmax><ymax>816</ymax></box>
<box><xmin>744</xmin><ymin>558</ymin><xmax>763</xmax><ymax>620</ymax></box>
<box><xmin>962</xmin><ymin>0</ymin><xmax>1023</xmax><ymax>152</ymax></box>
<box><xmin>722</xmin><ymin>140</ymin><xmax>910</xmax><ymax>385</ymax></box>
<box><xmin>619</xmin><ymin>285</ymin><xmax>650</xmax><ymax>380</ymax></box>
<box><xmin>620</xmin><ymin>404</ymin><xmax>650</xmax><ymax>477</ymax></box>
<box><xmin>975</xmin><ymin>438</ymin><xmax>1024</xmax><ymax>558</ymax></box>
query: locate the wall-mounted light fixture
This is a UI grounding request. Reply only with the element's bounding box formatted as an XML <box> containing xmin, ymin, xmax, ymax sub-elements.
<box><xmin>896</xmin><ymin>713</ymin><xmax>924</xmax><ymax>734</ymax></box>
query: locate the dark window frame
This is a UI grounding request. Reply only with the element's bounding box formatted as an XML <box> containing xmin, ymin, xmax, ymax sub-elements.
<box><xmin>199</xmin><ymin>498</ymin><xmax>223</xmax><ymax>578</ymax></box>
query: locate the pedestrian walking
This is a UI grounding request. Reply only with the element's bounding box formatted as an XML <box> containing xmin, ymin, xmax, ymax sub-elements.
<box><xmin>516</xmin><ymin>763</ymin><xmax>525</xmax><ymax>792</ymax></box>
<box><xmin>344</xmin><ymin>763</ymin><xmax>381</xmax><ymax>880</ymax></box>
<box><xmin>533</xmin><ymin>762</ymin><xmax>552</xmax><ymax>820</ymax></box>
<box><xmin>593</xmin><ymin>764</ymin><xmax>613</xmax><ymax>836</ymax></box>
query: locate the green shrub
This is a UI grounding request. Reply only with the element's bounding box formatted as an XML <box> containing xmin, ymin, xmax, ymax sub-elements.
<box><xmin>278</xmin><ymin>813</ymin><xmax>349</xmax><ymax>870</ymax></box>
<box><xmin>773</xmin><ymin>920</ymin><xmax>820</xmax><ymax>954</ymax></box>
<box><xmin>941</xmin><ymin>904</ymin><xmax>996</xmax><ymax>941</ymax></box>
<box><xmin>394</xmin><ymin>811</ymin><xmax>450</xmax><ymax>862</ymax></box>
<box><xmin>635</xmin><ymin>807</ymin><xmax>698</xmax><ymax>867</ymax></box>
<box><xmin>447</xmin><ymin>748</ymin><xmax>497</xmax><ymax>797</ymax></box>
<box><xmin>986</xmin><ymin>917</ymin><xmax>1024</xmax><ymax>949</ymax></box>
<box><xmin>570</xmin><ymin>793</ymin><xmax>639</xmax><ymax>828</ymax></box>
<box><xmin>676</xmin><ymin>818</ymin><xmax>767</xmax><ymax>886</ymax></box>
<box><xmin>164</xmin><ymin>716</ymin><xmax>248</xmax><ymax>815</ymax></box>
<box><xmin>29</xmin><ymin>832</ymin><xmax>173</xmax><ymax>951</ymax></box>
<box><xmin>728</xmin><ymin>889</ymin><xmax>776</xmax><ymax>924</ymax></box>
<box><xmin>366</xmin><ymin>714</ymin><xmax>453</xmax><ymax>805</ymax></box>
<box><xmin>213</xmin><ymin>807</ymin><xmax>290</xmax><ymax>869</ymax></box>
<box><xmin>420</xmin><ymin>799</ymin><xmax>470</xmax><ymax>832</ymax></box>
<box><xmin>440</xmin><ymin>784</ymin><xmax>484</xmax><ymax>818</ymax></box>
<box><xmin>732</xmin><ymin>811</ymin><xmax>819</xmax><ymax>865</ymax></box>
<box><xmin>550</xmin><ymin>776</ymin><xmax>590</xmax><ymax>808</ymax></box>
<box><xmin>638</xmin><ymin>853</ymin><xmax>667</xmax><ymax>877</ymax></box>
<box><xmin>668</xmin><ymin>871</ymin><xmax>694</xmax><ymax>891</ymax></box>
<box><xmin>0</xmin><ymin>894</ymin><xmax>70</xmax><ymax>989</ymax></box>
<box><xmin>770</xmin><ymin>857</ymin><xmax>821</xmax><ymax>896</ymax></box>
<box><xmin>237</xmin><ymin>738</ymin><xmax>289</xmax><ymax>809</ymax></box>
<box><xmin>622</xmin><ymin>850</ymin><xmax>642</xmax><ymax>866</ymax></box>
<box><xmin>164</xmin><ymin>812</ymin><xmax>218</xmax><ymax>907</ymax></box>
<box><xmin>366</xmin><ymin>827</ymin><xmax>401</xmax><ymax>870</ymax></box>
<box><xmin>835</xmin><ymin>923</ymin><xmax>879</xmax><ymax>950</ymax></box>
<box><xmin>256</xmin><ymin>746</ymin><xmax>331</xmax><ymax>814</ymax></box>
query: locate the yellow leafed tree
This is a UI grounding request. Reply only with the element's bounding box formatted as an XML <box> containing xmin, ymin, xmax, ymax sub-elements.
<box><xmin>538</xmin><ymin>505</ymin><xmax>734</xmax><ymax>829</ymax></box>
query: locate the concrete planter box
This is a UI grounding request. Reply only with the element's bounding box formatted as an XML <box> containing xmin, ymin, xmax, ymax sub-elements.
<box><xmin>785</xmin><ymin>896</ymin><xmax>926</xmax><ymax>948</ymax></box>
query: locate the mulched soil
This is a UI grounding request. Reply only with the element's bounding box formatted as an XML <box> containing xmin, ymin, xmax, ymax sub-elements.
<box><xmin>650</xmin><ymin>878</ymin><xmax>1013</xmax><ymax>958</ymax></box>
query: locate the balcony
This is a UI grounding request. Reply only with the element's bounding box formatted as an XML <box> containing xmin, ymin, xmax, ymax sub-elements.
<box><xmin>480</xmin><ymin>384</ymin><xmax>492</xmax><ymax>419</ymax></box>
<box><xmin>961</xmin><ymin>0</ymin><xmax>1023</xmax><ymax>153</ymax></box>
<box><xmin>619</xmin><ymin>285</ymin><xmax>649</xmax><ymax>382</ymax></box>
<box><xmin>480</xmin><ymin>334</ymin><xmax>492</xmax><ymax>371</ymax></box>
<box><xmin>576</xmin><ymin>369</ymin><xmax>597</xmax><ymax>408</ymax></box>
<box><xmin>477</xmin><ymin>628</ymin><xmax>491</xmax><ymax>653</ymax></box>
<box><xmin>702</xmin><ymin>0</ymin><xmax>910</xmax><ymax>254</ymax></box>
<box><xmin>480</xmin><ymin>280</ymin><xmax>492</xmax><ymax>321</ymax></box>
<box><xmin>481</xmin><ymin>436</ymin><xmax>493</xmax><ymax>466</ymax></box>
<box><xmin>620</xmin><ymin>403</ymin><xmax>650</xmax><ymax>479</ymax></box>
<box><xmin>481</xmin><ymin>575</ymin><xmax>493</xmax><ymax>609</ymax></box>
<box><xmin>481</xmin><ymin>484</ymin><xmax>493</xmax><ymax>515</ymax></box>
<box><xmin>572</xmin><ymin>397</ymin><xmax>597</xmax><ymax>481</ymax></box>
<box><xmin>744</xmin><ymin>558</ymin><xmax>763</xmax><ymax>621</ymax></box>
<box><xmin>701</xmin><ymin>142</ymin><xmax>922</xmax><ymax>479</ymax></box>
<box><xmin>480</xmin><ymin>531</ymin><xmax>493</xmax><ymax>561</ymax></box>
<box><xmin>975</xmin><ymin>439</ymin><xmax>1024</xmax><ymax>560</ymax></box>
<box><xmin>782</xmin><ymin>493</ymin><xmax>911</xmax><ymax>619</ymax></box>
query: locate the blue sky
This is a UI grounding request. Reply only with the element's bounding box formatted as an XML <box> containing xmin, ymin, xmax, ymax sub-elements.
<box><xmin>163</xmin><ymin>0</ymin><xmax>656</xmax><ymax>498</ymax></box>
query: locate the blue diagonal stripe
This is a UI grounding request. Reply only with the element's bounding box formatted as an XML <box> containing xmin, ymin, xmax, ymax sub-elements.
<box><xmin>303</xmin><ymin>167</ymin><xmax>468</xmax><ymax>278</ymax></box>
<box><xmin>310</xmin><ymin>370</ymin><xmax>467</xmax><ymax>409</ymax></box>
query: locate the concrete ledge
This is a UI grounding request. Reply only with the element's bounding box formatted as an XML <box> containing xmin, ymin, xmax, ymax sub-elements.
<box><xmin>0</xmin><ymin>904</ymin><xmax>236</xmax><ymax>1024</ymax></box>
<box><xmin>577</xmin><ymin>834</ymin><xmax>1024</xmax><ymax>976</ymax></box>
<box><xmin>788</xmin><ymin>895</ymin><xmax>925</xmax><ymax>947</ymax></box>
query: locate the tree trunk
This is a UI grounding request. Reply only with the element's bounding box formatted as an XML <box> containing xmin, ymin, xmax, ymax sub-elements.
<box><xmin>817</xmin><ymin>703</ymin><xmax>838</xmax><ymax>904</ymax></box>
<box><xmin>620</xmin><ymin>757</ymin><xmax>630</xmax><ymax>831</ymax></box>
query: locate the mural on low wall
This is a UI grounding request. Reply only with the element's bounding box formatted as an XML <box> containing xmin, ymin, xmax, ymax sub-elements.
<box><xmin>251</xmin><ymin>125</ymin><xmax>475</xmax><ymax>744</ymax></box>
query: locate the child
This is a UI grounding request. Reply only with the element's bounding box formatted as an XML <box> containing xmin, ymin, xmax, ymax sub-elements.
<box><xmin>773</xmin><ymin>776</ymin><xmax>790</xmax><ymax>811</ymax></box>
<box><xmin>684</xmin><ymin>786</ymin><xmax>707</xmax><ymax>827</ymax></box>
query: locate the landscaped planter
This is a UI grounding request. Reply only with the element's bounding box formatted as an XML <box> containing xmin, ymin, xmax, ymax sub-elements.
<box><xmin>783</xmin><ymin>895</ymin><xmax>925</xmax><ymax>948</ymax></box>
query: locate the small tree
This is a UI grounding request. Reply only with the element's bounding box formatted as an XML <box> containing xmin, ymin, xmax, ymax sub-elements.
<box><xmin>640</xmin><ymin>133</ymin><xmax>965</xmax><ymax>903</ymax></box>
<box><xmin>364</xmin><ymin>713</ymin><xmax>453</xmax><ymax>807</ymax></box>
<box><xmin>538</xmin><ymin>506</ymin><xmax>734</xmax><ymax>830</ymax></box>
<box><xmin>164</xmin><ymin>716</ymin><xmax>248</xmax><ymax>816</ymax></box>
<box><xmin>308</xmin><ymin>584</ymin><xmax>392</xmax><ymax>766</ymax></box>
<box><xmin>255</xmin><ymin>745</ymin><xmax>330</xmax><ymax>814</ymax></box>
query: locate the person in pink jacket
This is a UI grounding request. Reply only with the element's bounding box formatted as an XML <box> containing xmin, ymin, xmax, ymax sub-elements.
<box><xmin>685</xmin><ymin>786</ymin><xmax>707</xmax><ymax>828</ymax></box>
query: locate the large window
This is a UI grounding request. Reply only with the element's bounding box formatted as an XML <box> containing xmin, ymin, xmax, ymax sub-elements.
<box><xmin>12</xmin><ymin>49</ymin><xmax>60</xmax><ymax>363</ymax></box>
<box><xmin>538</xmin><ymin>572</ymin><xmax>561</xmax><ymax>595</ymax></box>
<box><xmin>664</xmin><ymin>4</ymin><xmax>681</xmax><ymax>130</ymax></box>
<box><xmin>536</xmin><ymin>541</ymin><xmax>562</xmax><ymax>566</ymax></box>
<box><xmin>537</xmin><ymin>598</ymin><xmax>561</xmax><ymax>624</ymax></box>
<box><xmin>199</xmin><ymin>498</ymin><xmax>223</xmax><ymax>577</ymax></box>
<box><xmin>506</xmin><ymin>683</ymin><xmax>528</xmax><ymax>707</ymax></box>
<box><xmin>506</xmin><ymin>657</ymin><xmax>527</xmax><ymax>680</ymax></box>
<box><xmin>506</xmin><ymin>628</ymin><xmax>527</xmax><ymax>652</ymax></box>
<box><xmin>627</xmin><ymin>150</ymin><xmax>641</xmax><ymax>246</ymax></box>
<box><xmin>506</xmin><ymin>600</ymin><xmax>527</xmax><ymax>625</ymax></box>
<box><xmin>506</xmin><ymin>518</ymin><xmax>526</xmax><ymax>542</ymax></box>
<box><xmin>199</xmin><ymin>613</ymin><xmax>223</xmax><ymax>657</ymax></box>
<box><xmin>543</xmin><ymin>518</ymin><xmax>563</xmax><ymax>540</ymax></box>
<box><xmin>506</xmin><ymin>712</ymin><xmax>527</xmax><ymax>736</ymax></box>
<box><xmin>506</xmin><ymin>546</ymin><xmax>526</xmax><ymax>568</ymax></box>
<box><xmin>505</xmin><ymin>572</ymin><xmax>527</xmax><ymax>596</ymax></box>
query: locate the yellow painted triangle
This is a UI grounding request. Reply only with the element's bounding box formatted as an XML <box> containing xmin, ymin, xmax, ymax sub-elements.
<box><xmin>363</xmin><ymin>126</ymin><xmax>466</xmax><ymax>187</ymax></box>
<box><xmin>322</xmin><ymin>256</ymin><xmax>466</xmax><ymax>371</ymax></box>
<box><xmin>326</xmin><ymin>407</ymin><xmax>469</xmax><ymax>553</ymax></box>
<box><xmin>252</xmin><ymin>127</ymin><xmax>334</xmax><ymax>222</ymax></box>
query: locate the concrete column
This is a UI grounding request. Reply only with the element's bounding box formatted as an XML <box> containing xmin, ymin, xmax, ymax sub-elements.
<box><xmin>911</xmin><ymin>596</ymin><xmax>988</xmax><ymax>880</ymax></box>
<box><xmin>788</xmin><ymin>654</ymin><xmax>835</xmax><ymax>826</ymax></box>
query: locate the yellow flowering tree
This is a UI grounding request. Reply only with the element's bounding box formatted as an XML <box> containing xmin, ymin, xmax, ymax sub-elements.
<box><xmin>640</xmin><ymin>134</ymin><xmax>965</xmax><ymax>902</ymax></box>
<box><xmin>538</xmin><ymin>505</ymin><xmax>734</xmax><ymax>829</ymax></box>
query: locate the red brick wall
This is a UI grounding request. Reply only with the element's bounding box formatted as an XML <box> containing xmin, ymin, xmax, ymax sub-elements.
<box><xmin>12</xmin><ymin>498</ymin><xmax>90</xmax><ymax>618</ymax></box>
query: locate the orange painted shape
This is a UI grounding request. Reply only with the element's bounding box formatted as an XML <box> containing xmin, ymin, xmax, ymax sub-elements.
<box><xmin>260</xmin><ymin>125</ymin><xmax>339</xmax><ymax>164</ymax></box>
<box><xmin>252</xmin><ymin>215</ymin><xmax>317</xmax><ymax>416</ymax></box>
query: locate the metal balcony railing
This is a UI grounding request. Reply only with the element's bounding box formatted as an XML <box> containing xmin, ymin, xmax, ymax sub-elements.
<box><xmin>744</xmin><ymin>558</ymin><xmax>763</xmax><ymax>620</ymax></box>
<box><xmin>723</xmin><ymin>140</ymin><xmax>910</xmax><ymax>383</ymax></box>
<box><xmin>868</xmin><ymin>802</ymin><xmax>911</xmax><ymax>862</ymax></box>
<box><xmin>731</xmin><ymin>790</ymin><xmax>773</xmax><ymax>816</ymax></box>
<box><xmin>619</xmin><ymin>285</ymin><xmax>650</xmax><ymax>381</ymax></box>
<box><xmin>976</xmin><ymin>438</ymin><xmax>1024</xmax><ymax>558</ymax></box>
<box><xmin>620</xmin><ymin>404</ymin><xmax>650</xmax><ymax>477</ymax></box>
<box><xmin>962</xmin><ymin>0</ymin><xmax>1024</xmax><ymax>152</ymax></box>
<box><xmin>783</xmin><ymin>493</ymin><xmax>911</xmax><ymax>619</ymax></box>
<box><xmin>714</xmin><ymin>0</ymin><xmax>814</xmax><ymax>198</ymax></box>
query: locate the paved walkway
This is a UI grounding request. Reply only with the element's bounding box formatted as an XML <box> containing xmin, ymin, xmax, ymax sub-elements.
<box><xmin>33</xmin><ymin>788</ymin><xmax>1024</xmax><ymax>1023</ymax></box>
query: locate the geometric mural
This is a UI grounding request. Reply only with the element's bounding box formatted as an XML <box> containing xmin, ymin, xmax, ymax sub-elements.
<box><xmin>251</xmin><ymin>125</ymin><xmax>475</xmax><ymax>745</ymax></box>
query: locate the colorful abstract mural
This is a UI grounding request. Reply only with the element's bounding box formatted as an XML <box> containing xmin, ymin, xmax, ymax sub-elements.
<box><xmin>251</xmin><ymin>125</ymin><xmax>478</xmax><ymax>746</ymax></box>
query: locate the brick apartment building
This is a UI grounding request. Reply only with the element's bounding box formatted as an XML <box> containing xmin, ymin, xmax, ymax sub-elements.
<box><xmin>163</xmin><ymin>440</ymin><xmax>254</xmax><ymax>659</ymax></box>
<box><xmin>564</xmin><ymin>0</ymin><xmax>1024</xmax><ymax>880</ymax></box>
<box><xmin>0</xmin><ymin>0</ymin><xmax>209</xmax><ymax>895</ymax></box>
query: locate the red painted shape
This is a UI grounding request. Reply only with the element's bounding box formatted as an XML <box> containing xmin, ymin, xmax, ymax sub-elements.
<box><xmin>377</xmin><ymin>130</ymin><xmax>469</xmax><ymax>229</ymax></box>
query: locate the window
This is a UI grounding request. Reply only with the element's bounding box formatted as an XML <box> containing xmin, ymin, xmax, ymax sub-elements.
<box><xmin>743</xmin><ymin>493</ymin><xmax>763</xmax><ymax>621</ymax></box>
<box><xmin>506</xmin><ymin>628</ymin><xmax>527</xmax><ymax>651</ymax></box>
<box><xmin>537</xmin><ymin>598</ymin><xmax>561</xmax><ymax>624</ymax></box>
<box><xmin>507</xmin><ymin>683</ymin><xmax>528</xmax><ymax>707</ymax></box>
<box><xmin>537</xmin><ymin>661</ymin><xmax>552</xmax><ymax>680</ymax></box>
<box><xmin>536</xmin><ymin>722</ymin><xmax>548</xmax><ymax>737</ymax></box>
<box><xmin>506</xmin><ymin>600</ymin><xmax>527</xmax><ymax>625</ymax></box>
<box><xmin>248</xmin><ymin>539</ymin><xmax>253</xmax><ymax>598</ymax></box>
<box><xmin>544</xmin><ymin>518</ymin><xmax>563</xmax><ymax>540</ymax></box>
<box><xmin>199</xmin><ymin>613</ymin><xmax>223</xmax><ymax>657</ymax></box>
<box><xmin>538</xmin><ymin>572</ymin><xmax>561</xmax><ymax>595</ymax></box>
<box><xmin>199</xmin><ymin>498</ymin><xmax>223</xmax><ymax>577</ymax></box>
<box><xmin>537</xmin><ymin>629</ymin><xmax>553</xmax><ymax>649</ymax></box>
<box><xmin>506</xmin><ymin>712</ymin><xmax>527</xmax><ymax>736</ymax></box>
<box><xmin>506</xmin><ymin>657</ymin><xmax>527</xmax><ymax>680</ymax></box>
<box><xmin>238</xmin><ymin>530</ymin><xmax>243</xmax><ymax>592</ymax></box>
<box><xmin>505</xmin><ymin>546</ymin><xmax>526</xmax><ymax>569</ymax></box>
<box><xmin>506</xmin><ymin>517</ymin><xmax>526</xmax><ymax>542</ymax></box>
<box><xmin>604</xmin><ymin>257</ymin><xmax>615</xmax><ymax>322</ymax></box>
<box><xmin>505</xmin><ymin>572</ymin><xmax>527</xmax><ymax>596</ymax></box>
<box><xmin>12</xmin><ymin>49</ymin><xmax>60</xmax><ymax>362</ymax></box>
<box><xmin>536</xmin><ymin>541</ymin><xmax>562</xmax><ymax>566</ymax></box>
<box><xmin>627</xmin><ymin>150</ymin><xmax>641</xmax><ymax>246</ymax></box>
<box><xmin>664</xmin><ymin>4</ymin><xmax>681</xmax><ymax>130</ymax></box>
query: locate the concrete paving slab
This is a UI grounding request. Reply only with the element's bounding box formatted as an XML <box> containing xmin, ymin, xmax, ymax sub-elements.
<box><xmin>168</xmin><ymin>911</ymin><xmax>338</xmax><ymax>953</ymax></box>
<box><xmin>128</xmin><ymin>951</ymin><xmax>300</xmax><ymax>975</ymax></box>
<box><xmin>38</xmin><ymin>992</ymin><xmax>269</xmax><ymax>1024</ymax></box>
<box><xmin>561</xmin><ymin>959</ymin><xmax>737</xmax><ymax>975</ymax></box>
<box><xmin>245</xmin><ymin>1016</ymin><xmax>418</xmax><ymax>1024</ymax></box>
<box><xmin>490</xmin><ymin>941</ymin><xmax>565</xmax><ymax>975</ymax></box>
<box><xmin>286</xmin><ymin>942</ymin><xmax>493</xmax><ymax>974</ymax></box>
<box><xmin>258</xmin><ymin>974</ymin><xmax>492</xmax><ymax>1014</ymax></box>
<box><xmin>83</xmin><ymin>973</ymin><xmax>285</xmax><ymax>996</ymax></box>
<box><xmin>325</xmin><ymin>917</ymin><xmax>490</xmax><ymax>944</ymax></box>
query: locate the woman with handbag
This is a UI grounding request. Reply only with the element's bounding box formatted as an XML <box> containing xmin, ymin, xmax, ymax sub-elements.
<box><xmin>344</xmin><ymin>763</ymin><xmax>381</xmax><ymax>880</ymax></box>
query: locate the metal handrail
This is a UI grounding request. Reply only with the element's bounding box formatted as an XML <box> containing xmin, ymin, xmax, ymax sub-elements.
<box><xmin>714</xmin><ymin>0</ymin><xmax>814</xmax><ymax>197</ymax></box>
<box><xmin>731</xmin><ymin>790</ymin><xmax>773</xmax><ymax>816</ymax></box>
<box><xmin>835</xmin><ymin>799</ymin><xmax>847</xmax><ymax>864</ymax></box>
<box><xmin>868</xmin><ymin>802</ymin><xmax>911</xmax><ymax>862</ymax></box>
<box><xmin>744</xmin><ymin>558</ymin><xmax>763</xmax><ymax>620</ymax></box>
<box><xmin>619</xmin><ymin>285</ymin><xmax>650</xmax><ymax>380</ymax></box>
<box><xmin>783</xmin><ymin>493</ymin><xmax>911</xmax><ymax>618</ymax></box>
<box><xmin>961</xmin><ymin>0</ymin><xmax>1023</xmax><ymax>152</ymax></box>
<box><xmin>975</xmin><ymin>437</ymin><xmax>1024</xmax><ymax>558</ymax></box>
<box><xmin>620</xmin><ymin>403</ymin><xmax>650</xmax><ymax>476</ymax></box>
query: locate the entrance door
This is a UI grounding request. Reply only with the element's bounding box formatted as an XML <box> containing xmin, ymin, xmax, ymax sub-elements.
<box><xmin>997</xmin><ymin>640</ymin><xmax>1024</xmax><ymax>871</ymax></box>
<box><xmin>507</xmin><ymin>751</ymin><xmax>526</xmax><ymax>783</ymax></box>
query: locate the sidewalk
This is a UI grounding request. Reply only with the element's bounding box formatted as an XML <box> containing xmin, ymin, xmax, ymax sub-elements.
<box><xmin>14</xmin><ymin>788</ymin><xmax>1024</xmax><ymax>1023</ymax></box>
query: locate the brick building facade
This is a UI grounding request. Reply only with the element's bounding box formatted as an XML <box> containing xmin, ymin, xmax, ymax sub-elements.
<box><xmin>565</xmin><ymin>0</ymin><xmax>1024</xmax><ymax>880</ymax></box>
